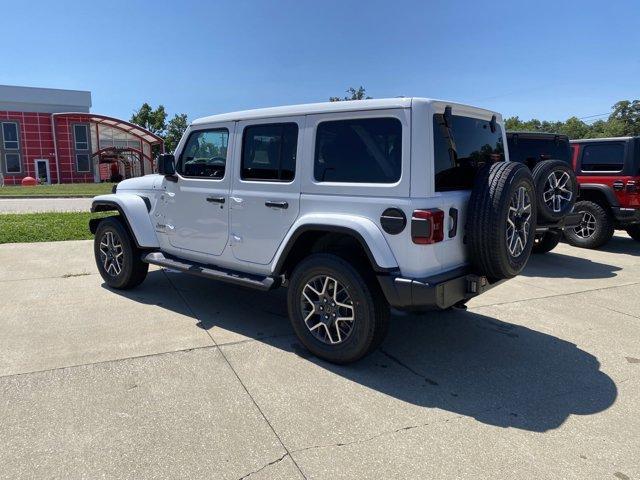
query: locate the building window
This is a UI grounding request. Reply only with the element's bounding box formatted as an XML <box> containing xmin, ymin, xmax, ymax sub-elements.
<box><xmin>4</xmin><ymin>153</ymin><xmax>21</xmax><ymax>173</ymax></box>
<box><xmin>314</xmin><ymin>118</ymin><xmax>402</xmax><ymax>183</ymax></box>
<box><xmin>2</xmin><ymin>122</ymin><xmax>19</xmax><ymax>150</ymax></box>
<box><xmin>241</xmin><ymin>123</ymin><xmax>298</xmax><ymax>181</ymax></box>
<box><xmin>74</xmin><ymin>124</ymin><xmax>89</xmax><ymax>151</ymax></box>
<box><xmin>76</xmin><ymin>154</ymin><xmax>91</xmax><ymax>172</ymax></box>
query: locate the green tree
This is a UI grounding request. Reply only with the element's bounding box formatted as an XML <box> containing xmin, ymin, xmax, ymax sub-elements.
<box><xmin>164</xmin><ymin>114</ymin><xmax>189</xmax><ymax>153</ymax></box>
<box><xmin>130</xmin><ymin>103</ymin><xmax>167</xmax><ymax>136</ymax></box>
<box><xmin>329</xmin><ymin>86</ymin><xmax>372</xmax><ymax>102</ymax></box>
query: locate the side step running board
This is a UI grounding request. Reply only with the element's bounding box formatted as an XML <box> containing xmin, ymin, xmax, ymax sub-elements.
<box><xmin>142</xmin><ymin>252</ymin><xmax>277</xmax><ymax>291</ymax></box>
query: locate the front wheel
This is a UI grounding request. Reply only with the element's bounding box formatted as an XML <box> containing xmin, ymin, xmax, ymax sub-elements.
<box><xmin>563</xmin><ymin>201</ymin><xmax>614</xmax><ymax>249</ymax></box>
<box><xmin>287</xmin><ymin>253</ymin><xmax>389</xmax><ymax>364</ymax></box>
<box><xmin>94</xmin><ymin>217</ymin><xmax>149</xmax><ymax>289</ymax></box>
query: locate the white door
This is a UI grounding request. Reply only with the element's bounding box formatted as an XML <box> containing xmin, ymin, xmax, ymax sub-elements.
<box><xmin>34</xmin><ymin>159</ymin><xmax>51</xmax><ymax>184</ymax></box>
<box><xmin>229</xmin><ymin>117</ymin><xmax>303</xmax><ymax>264</ymax></box>
<box><xmin>163</xmin><ymin>123</ymin><xmax>234</xmax><ymax>256</ymax></box>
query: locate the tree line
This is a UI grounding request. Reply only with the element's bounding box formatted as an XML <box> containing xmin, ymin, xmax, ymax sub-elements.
<box><xmin>505</xmin><ymin>100</ymin><xmax>640</xmax><ymax>139</ymax></box>
<box><xmin>130</xmin><ymin>104</ymin><xmax>188</xmax><ymax>154</ymax></box>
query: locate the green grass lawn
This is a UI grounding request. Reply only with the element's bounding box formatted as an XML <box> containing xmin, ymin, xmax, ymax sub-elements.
<box><xmin>0</xmin><ymin>212</ymin><xmax>115</xmax><ymax>244</ymax></box>
<box><xmin>0</xmin><ymin>183</ymin><xmax>115</xmax><ymax>197</ymax></box>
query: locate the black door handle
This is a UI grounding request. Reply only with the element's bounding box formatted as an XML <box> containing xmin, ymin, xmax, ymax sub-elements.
<box><xmin>265</xmin><ymin>200</ymin><xmax>288</xmax><ymax>209</ymax></box>
<box><xmin>206</xmin><ymin>196</ymin><xmax>225</xmax><ymax>204</ymax></box>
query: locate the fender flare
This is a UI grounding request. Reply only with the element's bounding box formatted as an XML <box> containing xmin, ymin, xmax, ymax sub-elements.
<box><xmin>271</xmin><ymin>213</ymin><xmax>399</xmax><ymax>275</ymax></box>
<box><xmin>90</xmin><ymin>194</ymin><xmax>159</xmax><ymax>248</ymax></box>
<box><xmin>579</xmin><ymin>183</ymin><xmax>619</xmax><ymax>207</ymax></box>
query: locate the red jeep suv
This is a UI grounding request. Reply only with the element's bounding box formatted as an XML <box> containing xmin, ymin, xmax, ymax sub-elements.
<box><xmin>566</xmin><ymin>137</ymin><xmax>640</xmax><ymax>248</ymax></box>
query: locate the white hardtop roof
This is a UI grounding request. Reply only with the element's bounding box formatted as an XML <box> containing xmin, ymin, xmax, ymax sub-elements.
<box><xmin>191</xmin><ymin>98</ymin><xmax>501</xmax><ymax>126</ymax></box>
<box><xmin>570</xmin><ymin>136</ymin><xmax>635</xmax><ymax>143</ymax></box>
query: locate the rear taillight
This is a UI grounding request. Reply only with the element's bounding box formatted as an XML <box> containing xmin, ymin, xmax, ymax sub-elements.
<box><xmin>411</xmin><ymin>209</ymin><xmax>444</xmax><ymax>244</ymax></box>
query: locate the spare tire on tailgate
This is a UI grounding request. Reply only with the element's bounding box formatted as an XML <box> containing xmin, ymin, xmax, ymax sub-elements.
<box><xmin>531</xmin><ymin>159</ymin><xmax>578</xmax><ymax>222</ymax></box>
<box><xmin>466</xmin><ymin>162</ymin><xmax>537</xmax><ymax>280</ymax></box>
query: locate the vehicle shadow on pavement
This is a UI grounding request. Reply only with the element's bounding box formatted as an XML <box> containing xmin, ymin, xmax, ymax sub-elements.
<box><xmin>596</xmin><ymin>235</ymin><xmax>640</xmax><ymax>256</ymax></box>
<box><xmin>521</xmin><ymin>251</ymin><xmax>621</xmax><ymax>279</ymax></box>
<box><xmin>105</xmin><ymin>270</ymin><xmax>617</xmax><ymax>434</ymax></box>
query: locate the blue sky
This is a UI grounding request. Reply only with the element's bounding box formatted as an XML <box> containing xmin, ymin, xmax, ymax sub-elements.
<box><xmin>1</xmin><ymin>0</ymin><xmax>638</xmax><ymax>123</ymax></box>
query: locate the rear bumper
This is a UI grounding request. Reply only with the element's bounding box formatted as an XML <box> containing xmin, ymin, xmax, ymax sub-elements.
<box><xmin>612</xmin><ymin>207</ymin><xmax>640</xmax><ymax>225</ymax></box>
<box><xmin>377</xmin><ymin>267</ymin><xmax>504</xmax><ymax>311</ymax></box>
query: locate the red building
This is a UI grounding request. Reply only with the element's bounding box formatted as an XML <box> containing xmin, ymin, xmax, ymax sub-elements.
<box><xmin>0</xmin><ymin>85</ymin><xmax>163</xmax><ymax>185</ymax></box>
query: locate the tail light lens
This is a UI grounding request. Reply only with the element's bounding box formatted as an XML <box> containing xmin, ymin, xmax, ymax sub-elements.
<box><xmin>411</xmin><ymin>209</ymin><xmax>444</xmax><ymax>244</ymax></box>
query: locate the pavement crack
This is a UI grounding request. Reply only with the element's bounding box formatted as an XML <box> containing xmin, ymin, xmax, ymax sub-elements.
<box><xmin>379</xmin><ymin>348</ymin><xmax>439</xmax><ymax>385</ymax></box>
<box><xmin>237</xmin><ymin>453</ymin><xmax>289</xmax><ymax>480</ymax></box>
<box><xmin>162</xmin><ymin>271</ymin><xmax>307</xmax><ymax>480</ymax></box>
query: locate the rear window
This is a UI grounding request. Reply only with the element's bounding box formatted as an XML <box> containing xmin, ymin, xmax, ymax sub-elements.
<box><xmin>507</xmin><ymin>136</ymin><xmax>571</xmax><ymax>169</ymax></box>
<box><xmin>580</xmin><ymin>143</ymin><xmax>625</xmax><ymax>172</ymax></box>
<box><xmin>433</xmin><ymin>114</ymin><xmax>504</xmax><ymax>191</ymax></box>
<box><xmin>314</xmin><ymin>117</ymin><xmax>402</xmax><ymax>183</ymax></box>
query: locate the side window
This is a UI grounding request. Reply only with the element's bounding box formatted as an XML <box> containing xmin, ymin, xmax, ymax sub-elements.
<box><xmin>178</xmin><ymin>129</ymin><xmax>229</xmax><ymax>178</ymax></box>
<box><xmin>241</xmin><ymin>123</ymin><xmax>298</xmax><ymax>181</ymax></box>
<box><xmin>314</xmin><ymin>118</ymin><xmax>401</xmax><ymax>183</ymax></box>
<box><xmin>2</xmin><ymin>122</ymin><xmax>19</xmax><ymax>150</ymax></box>
<box><xmin>433</xmin><ymin>114</ymin><xmax>504</xmax><ymax>191</ymax></box>
<box><xmin>580</xmin><ymin>143</ymin><xmax>625</xmax><ymax>172</ymax></box>
<box><xmin>1</xmin><ymin>122</ymin><xmax>22</xmax><ymax>174</ymax></box>
<box><xmin>74</xmin><ymin>124</ymin><xmax>89</xmax><ymax>150</ymax></box>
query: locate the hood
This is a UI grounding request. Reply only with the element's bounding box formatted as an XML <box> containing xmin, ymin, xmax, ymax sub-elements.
<box><xmin>116</xmin><ymin>174</ymin><xmax>162</xmax><ymax>192</ymax></box>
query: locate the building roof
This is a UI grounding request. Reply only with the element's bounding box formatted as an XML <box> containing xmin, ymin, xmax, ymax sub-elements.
<box><xmin>0</xmin><ymin>84</ymin><xmax>92</xmax><ymax>113</ymax></box>
<box><xmin>52</xmin><ymin>112</ymin><xmax>164</xmax><ymax>145</ymax></box>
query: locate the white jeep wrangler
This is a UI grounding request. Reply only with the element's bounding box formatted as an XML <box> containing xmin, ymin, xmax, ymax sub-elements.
<box><xmin>91</xmin><ymin>98</ymin><xmax>537</xmax><ymax>364</ymax></box>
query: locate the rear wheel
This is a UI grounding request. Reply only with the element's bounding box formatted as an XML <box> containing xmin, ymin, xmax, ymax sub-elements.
<box><xmin>563</xmin><ymin>201</ymin><xmax>614</xmax><ymax>249</ymax></box>
<box><xmin>532</xmin><ymin>231</ymin><xmax>561</xmax><ymax>254</ymax></box>
<box><xmin>287</xmin><ymin>253</ymin><xmax>389</xmax><ymax>364</ymax></box>
<box><xmin>626</xmin><ymin>224</ymin><xmax>640</xmax><ymax>241</ymax></box>
<box><xmin>466</xmin><ymin>162</ymin><xmax>537</xmax><ymax>280</ymax></box>
<box><xmin>94</xmin><ymin>217</ymin><xmax>149</xmax><ymax>289</ymax></box>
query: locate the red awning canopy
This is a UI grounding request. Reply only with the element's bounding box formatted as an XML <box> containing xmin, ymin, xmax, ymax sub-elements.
<box><xmin>52</xmin><ymin>112</ymin><xmax>164</xmax><ymax>145</ymax></box>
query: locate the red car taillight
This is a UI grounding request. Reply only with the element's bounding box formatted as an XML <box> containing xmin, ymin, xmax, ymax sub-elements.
<box><xmin>411</xmin><ymin>209</ymin><xmax>444</xmax><ymax>244</ymax></box>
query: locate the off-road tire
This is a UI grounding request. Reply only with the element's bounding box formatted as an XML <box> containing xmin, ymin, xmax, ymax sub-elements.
<box><xmin>626</xmin><ymin>224</ymin><xmax>640</xmax><ymax>241</ymax></box>
<box><xmin>532</xmin><ymin>231</ymin><xmax>561</xmax><ymax>254</ymax></box>
<box><xmin>466</xmin><ymin>161</ymin><xmax>537</xmax><ymax>280</ymax></box>
<box><xmin>94</xmin><ymin>216</ymin><xmax>149</xmax><ymax>289</ymax></box>
<box><xmin>287</xmin><ymin>253</ymin><xmax>390</xmax><ymax>364</ymax></box>
<box><xmin>563</xmin><ymin>201</ymin><xmax>614</xmax><ymax>249</ymax></box>
<box><xmin>531</xmin><ymin>160</ymin><xmax>578</xmax><ymax>222</ymax></box>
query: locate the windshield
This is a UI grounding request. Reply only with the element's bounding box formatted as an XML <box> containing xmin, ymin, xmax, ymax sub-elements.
<box><xmin>507</xmin><ymin>136</ymin><xmax>571</xmax><ymax>168</ymax></box>
<box><xmin>433</xmin><ymin>113</ymin><xmax>505</xmax><ymax>191</ymax></box>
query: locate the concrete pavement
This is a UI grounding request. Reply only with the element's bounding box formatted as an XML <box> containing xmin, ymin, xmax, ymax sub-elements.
<box><xmin>0</xmin><ymin>236</ymin><xmax>639</xmax><ymax>479</ymax></box>
<box><xmin>0</xmin><ymin>197</ymin><xmax>92</xmax><ymax>213</ymax></box>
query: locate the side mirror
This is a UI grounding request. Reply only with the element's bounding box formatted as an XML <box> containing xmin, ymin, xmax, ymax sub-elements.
<box><xmin>157</xmin><ymin>154</ymin><xmax>176</xmax><ymax>176</ymax></box>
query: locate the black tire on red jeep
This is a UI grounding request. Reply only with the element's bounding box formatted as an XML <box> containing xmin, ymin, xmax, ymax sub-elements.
<box><xmin>532</xmin><ymin>231</ymin><xmax>561</xmax><ymax>254</ymax></box>
<box><xmin>287</xmin><ymin>253</ymin><xmax>390</xmax><ymax>364</ymax></box>
<box><xmin>94</xmin><ymin>216</ymin><xmax>149</xmax><ymax>289</ymax></box>
<box><xmin>466</xmin><ymin>161</ymin><xmax>537</xmax><ymax>280</ymax></box>
<box><xmin>625</xmin><ymin>224</ymin><xmax>640</xmax><ymax>241</ymax></box>
<box><xmin>563</xmin><ymin>200</ymin><xmax>614</xmax><ymax>249</ymax></box>
<box><xmin>531</xmin><ymin>160</ymin><xmax>578</xmax><ymax>222</ymax></box>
